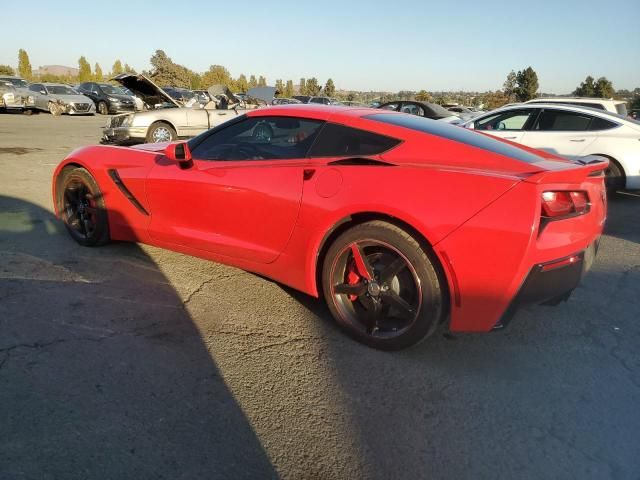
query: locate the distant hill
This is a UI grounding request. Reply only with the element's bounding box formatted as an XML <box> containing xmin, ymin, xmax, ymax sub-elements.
<box><xmin>35</xmin><ymin>65</ymin><xmax>79</xmax><ymax>76</ymax></box>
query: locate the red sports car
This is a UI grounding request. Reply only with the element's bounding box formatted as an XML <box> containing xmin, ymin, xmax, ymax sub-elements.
<box><xmin>52</xmin><ymin>105</ymin><xmax>607</xmax><ymax>350</ymax></box>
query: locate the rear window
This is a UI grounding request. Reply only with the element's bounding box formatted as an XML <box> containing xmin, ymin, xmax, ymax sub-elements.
<box><xmin>534</xmin><ymin>110</ymin><xmax>592</xmax><ymax>131</ymax></box>
<box><xmin>589</xmin><ymin>117</ymin><xmax>618</xmax><ymax>131</ymax></box>
<box><xmin>615</xmin><ymin>103</ymin><xmax>628</xmax><ymax>116</ymax></box>
<box><xmin>363</xmin><ymin>113</ymin><xmax>545</xmax><ymax>164</ymax></box>
<box><xmin>308</xmin><ymin>123</ymin><xmax>400</xmax><ymax>157</ymax></box>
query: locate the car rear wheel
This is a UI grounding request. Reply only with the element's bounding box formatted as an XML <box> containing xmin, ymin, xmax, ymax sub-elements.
<box><xmin>97</xmin><ymin>101</ymin><xmax>109</xmax><ymax>115</ymax></box>
<box><xmin>146</xmin><ymin>122</ymin><xmax>176</xmax><ymax>143</ymax></box>
<box><xmin>56</xmin><ymin>167</ymin><xmax>109</xmax><ymax>247</ymax></box>
<box><xmin>322</xmin><ymin>221</ymin><xmax>445</xmax><ymax>350</ymax></box>
<box><xmin>605</xmin><ymin>159</ymin><xmax>625</xmax><ymax>193</ymax></box>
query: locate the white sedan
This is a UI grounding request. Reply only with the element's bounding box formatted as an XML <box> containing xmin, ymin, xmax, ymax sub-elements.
<box><xmin>461</xmin><ymin>103</ymin><xmax>640</xmax><ymax>191</ymax></box>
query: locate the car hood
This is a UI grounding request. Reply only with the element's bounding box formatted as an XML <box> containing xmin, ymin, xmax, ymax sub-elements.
<box><xmin>246</xmin><ymin>86</ymin><xmax>277</xmax><ymax>104</ymax></box>
<box><xmin>108</xmin><ymin>93</ymin><xmax>135</xmax><ymax>102</ymax></box>
<box><xmin>111</xmin><ymin>73</ymin><xmax>181</xmax><ymax>108</ymax></box>
<box><xmin>51</xmin><ymin>94</ymin><xmax>93</xmax><ymax>103</ymax></box>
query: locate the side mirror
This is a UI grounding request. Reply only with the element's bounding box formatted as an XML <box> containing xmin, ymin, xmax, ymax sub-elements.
<box><xmin>165</xmin><ymin>142</ymin><xmax>193</xmax><ymax>169</ymax></box>
<box><xmin>40</xmin><ymin>90</ymin><xmax>46</xmax><ymax>95</ymax></box>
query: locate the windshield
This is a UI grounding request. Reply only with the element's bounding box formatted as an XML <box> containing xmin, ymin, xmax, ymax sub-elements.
<box><xmin>99</xmin><ymin>84</ymin><xmax>126</xmax><ymax>95</ymax></box>
<box><xmin>47</xmin><ymin>85</ymin><xmax>78</xmax><ymax>95</ymax></box>
<box><xmin>0</xmin><ymin>78</ymin><xmax>28</xmax><ymax>88</ymax></box>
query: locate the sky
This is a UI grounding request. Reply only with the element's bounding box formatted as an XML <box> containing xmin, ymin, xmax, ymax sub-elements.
<box><xmin>1</xmin><ymin>0</ymin><xmax>639</xmax><ymax>93</ymax></box>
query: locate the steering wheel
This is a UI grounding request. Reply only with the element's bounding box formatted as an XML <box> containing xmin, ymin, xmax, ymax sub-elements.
<box><xmin>232</xmin><ymin>142</ymin><xmax>262</xmax><ymax>160</ymax></box>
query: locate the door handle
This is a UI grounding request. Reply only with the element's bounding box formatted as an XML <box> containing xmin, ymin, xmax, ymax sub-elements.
<box><xmin>504</xmin><ymin>136</ymin><xmax>517</xmax><ymax>140</ymax></box>
<box><xmin>570</xmin><ymin>139</ymin><xmax>586</xmax><ymax>142</ymax></box>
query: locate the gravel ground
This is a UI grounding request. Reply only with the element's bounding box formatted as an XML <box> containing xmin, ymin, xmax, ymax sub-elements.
<box><xmin>1</xmin><ymin>112</ymin><xmax>639</xmax><ymax>480</ymax></box>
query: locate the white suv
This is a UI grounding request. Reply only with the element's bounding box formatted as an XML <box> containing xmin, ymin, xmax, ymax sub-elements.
<box><xmin>525</xmin><ymin>97</ymin><xmax>628</xmax><ymax>116</ymax></box>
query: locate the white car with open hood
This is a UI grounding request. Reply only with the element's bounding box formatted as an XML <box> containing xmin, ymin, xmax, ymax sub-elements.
<box><xmin>461</xmin><ymin>103</ymin><xmax>640</xmax><ymax>191</ymax></box>
<box><xmin>102</xmin><ymin>74</ymin><xmax>269</xmax><ymax>145</ymax></box>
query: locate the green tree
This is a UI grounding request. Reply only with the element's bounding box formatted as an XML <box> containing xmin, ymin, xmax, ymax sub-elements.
<box><xmin>324</xmin><ymin>78</ymin><xmax>335</xmax><ymax>97</ymax></box>
<box><xmin>78</xmin><ymin>56</ymin><xmax>92</xmax><ymax>82</ymax></box>
<box><xmin>482</xmin><ymin>90</ymin><xmax>510</xmax><ymax>110</ymax></box>
<box><xmin>0</xmin><ymin>65</ymin><xmax>14</xmax><ymax>75</ymax></box>
<box><xmin>112</xmin><ymin>59</ymin><xmax>124</xmax><ymax>76</ymax></box>
<box><xmin>189</xmin><ymin>73</ymin><xmax>202</xmax><ymax>90</ymax></box>
<box><xmin>415</xmin><ymin>90</ymin><xmax>431</xmax><ymax>101</ymax></box>
<box><xmin>274</xmin><ymin>79</ymin><xmax>284</xmax><ymax>97</ymax></box>
<box><xmin>147</xmin><ymin>50</ymin><xmax>191</xmax><ymax>87</ymax></box>
<box><xmin>306</xmin><ymin>77</ymin><xmax>321</xmax><ymax>95</ymax></box>
<box><xmin>248</xmin><ymin>75</ymin><xmax>258</xmax><ymax>88</ymax></box>
<box><xmin>299</xmin><ymin>78</ymin><xmax>306</xmax><ymax>95</ymax></box>
<box><xmin>594</xmin><ymin>77</ymin><xmax>614</xmax><ymax>98</ymax></box>
<box><xmin>236</xmin><ymin>74</ymin><xmax>248</xmax><ymax>92</ymax></box>
<box><xmin>503</xmin><ymin>70</ymin><xmax>517</xmax><ymax>102</ymax></box>
<box><xmin>514</xmin><ymin>66</ymin><xmax>539</xmax><ymax>102</ymax></box>
<box><xmin>202</xmin><ymin>65</ymin><xmax>231</xmax><ymax>87</ymax></box>
<box><xmin>258</xmin><ymin>75</ymin><xmax>267</xmax><ymax>87</ymax></box>
<box><xmin>93</xmin><ymin>63</ymin><xmax>103</xmax><ymax>81</ymax></box>
<box><xmin>284</xmin><ymin>80</ymin><xmax>294</xmax><ymax>98</ymax></box>
<box><xmin>18</xmin><ymin>49</ymin><xmax>32</xmax><ymax>80</ymax></box>
<box><xmin>574</xmin><ymin>76</ymin><xmax>596</xmax><ymax>96</ymax></box>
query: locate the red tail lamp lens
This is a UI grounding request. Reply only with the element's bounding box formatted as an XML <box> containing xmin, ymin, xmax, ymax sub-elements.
<box><xmin>541</xmin><ymin>191</ymin><xmax>589</xmax><ymax>218</ymax></box>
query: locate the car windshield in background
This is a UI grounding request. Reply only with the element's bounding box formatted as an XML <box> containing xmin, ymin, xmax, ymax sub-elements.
<box><xmin>47</xmin><ymin>86</ymin><xmax>78</xmax><ymax>95</ymax></box>
<box><xmin>0</xmin><ymin>78</ymin><xmax>28</xmax><ymax>88</ymax></box>
<box><xmin>99</xmin><ymin>84</ymin><xmax>125</xmax><ymax>95</ymax></box>
<box><xmin>364</xmin><ymin>113</ymin><xmax>545</xmax><ymax>164</ymax></box>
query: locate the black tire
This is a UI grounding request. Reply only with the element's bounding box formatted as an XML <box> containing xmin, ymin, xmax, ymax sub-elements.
<box><xmin>97</xmin><ymin>101</ymin><xmax>109</xmax><ymax>115</ymax></box>
<box><xmin>322</xmin><ymin>221</ymin><xmax>444</xmax><ymax>350</ymax></box>
<box><xmin>56</xmin><ymin>167</ymin><xmax>110</xmax><ymax>247</ymax></box>
<box><xmin>605</xmin><ymin>159</ymin><xmax>625</xmax><ymax>193</ymax></box>
<box><xmin>146</xmin><ymin>122</ymin><xmax>176</xmax><ymax>143</ymax></box>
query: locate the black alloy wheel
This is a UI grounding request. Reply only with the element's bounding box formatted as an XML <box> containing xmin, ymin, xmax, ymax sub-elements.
<box><xmin>322</xmin><ymin>221</ymin><xmax>444</xmax><ymax>350</ymax></box>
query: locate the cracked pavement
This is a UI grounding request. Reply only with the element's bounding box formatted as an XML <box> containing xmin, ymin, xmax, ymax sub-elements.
<box><xmin>1</xmin><ymin>114</ymin><xmax>639</xmax><ymax>479</ymax></box>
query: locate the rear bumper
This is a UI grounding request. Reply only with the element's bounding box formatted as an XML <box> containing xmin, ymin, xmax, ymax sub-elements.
<box><xmin>495</xmin><ymin>239</ymin><xmax>599</xmax><ymax>329</ymax></box>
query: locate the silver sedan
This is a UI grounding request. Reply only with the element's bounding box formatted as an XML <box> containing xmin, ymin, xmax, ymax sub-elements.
<box><xmin>28</xmin><ymin>83</ymin><xmax>96</xmax><ymax>115</ymax></box>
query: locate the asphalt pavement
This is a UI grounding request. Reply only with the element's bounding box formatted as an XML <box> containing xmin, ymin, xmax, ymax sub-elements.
<box><xmin>1</xmin><ymin>112</ymin><xmax>639</xmax><ymax>479</ymax></box>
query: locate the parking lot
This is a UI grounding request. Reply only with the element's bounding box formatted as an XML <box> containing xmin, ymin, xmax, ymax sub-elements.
<box><xmin>1</xmin><ymin>113</ymin><xmax>639</xmax><ymax>479</ymax></box>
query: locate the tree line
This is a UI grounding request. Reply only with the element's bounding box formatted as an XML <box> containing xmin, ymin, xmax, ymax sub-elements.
<box><xmin>1</xmin><ymin>50</ymin><xmax>638</xmax><ymax>110</ymax></box>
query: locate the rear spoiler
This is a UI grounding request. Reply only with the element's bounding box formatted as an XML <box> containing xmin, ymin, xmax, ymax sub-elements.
<box><xmin>524</xmin><ymin>155</ymin><xmax>609</xmax><ymax>185</ymax></box>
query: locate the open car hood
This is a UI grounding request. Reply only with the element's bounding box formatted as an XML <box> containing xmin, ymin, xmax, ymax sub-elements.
<box><xmin>207</xmin><ymin>85</ymin><xmax>241</xmax><ymax>103</ymax></box>
<box><xmin>111</xmin><ymin>73</ymin><xmax>181</xmax><ymax>108</ymax></box>
<box><xmin>246</xmin><ymin>86</ymin><xmax>277</xmax><ymax>104</ymax></box>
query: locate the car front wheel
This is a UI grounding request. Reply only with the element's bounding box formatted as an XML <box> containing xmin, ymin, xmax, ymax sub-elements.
<box><xmin>56</xmin><ymin>167</ymin><xmax>110</xmax><ymax>247</ymax></box>
<box><xmin>146</xmin><ymin>122</ymin><xmax>176</xmax><ymax>143</ymax></box>
<box><xmin>322</xmin><ymin>221</ymin><xmax>445</xmax><ymax>350</ymax></box>
<box><xmin>97</xmin><ymin>101</ymin><xmax>109</xmax><ymax>115</ymax></box>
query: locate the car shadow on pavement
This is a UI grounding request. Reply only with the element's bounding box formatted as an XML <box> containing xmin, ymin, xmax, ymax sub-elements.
<box><xmin>605</xmin><ymin>191</ymin><xmax>640</xmax><ymax>243</ymax></box>
<box><xmin>279</xmin><ymin>195</ymin><xmax>640</xmax><ymax>479</ymax></box>
<box><xmin>0</xmin><ymin>195</ymin><xmax>278</xmax><ymax>480</ymax></box>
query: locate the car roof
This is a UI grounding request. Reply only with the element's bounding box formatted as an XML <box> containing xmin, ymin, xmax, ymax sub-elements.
<box><xmin>467</xmin><ymin>102</ymin><xmax>638</xmax><ymax>126</ymax></box>
<box><xmin>527</xmin><ymin>97</ymin><xmax>625</xmax><ymax>105</ymax></box>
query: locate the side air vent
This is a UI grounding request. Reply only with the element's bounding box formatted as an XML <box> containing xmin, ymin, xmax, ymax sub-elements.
<box><xmin>107</xmin><ymin>169</ymin><xmax>149</xmax><ymax>216</ymax></box>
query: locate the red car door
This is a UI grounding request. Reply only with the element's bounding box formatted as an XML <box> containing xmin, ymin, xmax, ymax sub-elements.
<box><xmin>145</xmin><ymin>115</ymin><xmax>324</xmax><ymax>264</ymax></box>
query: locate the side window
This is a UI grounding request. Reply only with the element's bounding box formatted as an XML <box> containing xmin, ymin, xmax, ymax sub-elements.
<box><xmin>534</xmin><ymin>110</ymin><xmax>593</xmax><ymax>131</ymax></box>
<box><xmin>400</xmin><ymin>104</ymin><xmax>425</xmax><ymax>116</ymax></box>
<box><xmin>308</xmin><ymin>123</ymin><xmax>401</xmax><ymax>157</ymax></box>
<box><xmin>589</xmin><ymin>117</ymin><xmax>618</xmax><ymax>131</ymax></box>
<box><xmin>380</xmin><ymin>103</ymin><xmax>399</xmax><ymax>111</ymax></box>
<box><xmin>29</xmin><ymin>84</ymin><xmax>43</xmax><ymax>93</ymax></box>
<box><xmin>191</xmin><ymin>116</ymin><xmax>324</xmax><ymax>161</ymax></box>
<box><xmin>475</xmin><ymin>109</ymin><xmax>535</xmax><ymax>131</ymax></box>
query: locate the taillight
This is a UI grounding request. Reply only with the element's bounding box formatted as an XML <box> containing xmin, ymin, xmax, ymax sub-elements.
<box><xmin>541</xmin><ymin>191</ymin><xmax>590</xmax><ymax>219</ymax></box>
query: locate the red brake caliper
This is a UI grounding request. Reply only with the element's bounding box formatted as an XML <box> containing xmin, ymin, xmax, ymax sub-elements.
<box><xmin>346</xmin><ymin>260</ymin><xmax>361</xmax><ymax>301</ymax></box>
